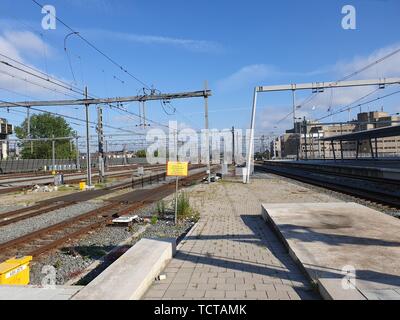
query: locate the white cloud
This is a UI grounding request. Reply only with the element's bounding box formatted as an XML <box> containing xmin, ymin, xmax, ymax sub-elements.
<box><xmin>217</xmin><ymin>64</ymin><xmax>280</xmax><ymax>92</ymax></box>
<box><xmin>0</xmin><ymin>30</ymin><xmax>65</xmax><ymax>99</ymax></box>
<box><xmin>298</xmin><ymin>44</ymin><xmax>400</xmax><ymax>118</ymax></box>
<box><xmin>3</xmin><ymin>31</ymin><xmax>52</xmax><ymax>58</ymax></box>
<box><xmin>257</xmin><ymin>108</ymin><xmax>291</xmax><ymax>132</ymax></box>
<box><xmin>86</xmin><ymin>29</ymin><xmax>223</xmax><ymax>53</ymax></box>
<box><xmin>335</xmin><ymin>43</ymin><xmax>400</xmax><ymax>79</ymax></box>
<box><xmin>216</xmin><ymin>64</ymin><xmax>329</xmax><ymax>93</ymax></box>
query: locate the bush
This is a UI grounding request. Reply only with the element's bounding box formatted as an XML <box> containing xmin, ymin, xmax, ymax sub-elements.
<box><xmin>175</xmin><ymin>192</ymin><xmax>200</xmax><ymax>222</ymax></box>
<box><xmin>151</xmin><ymin>216</ymin><xmax>158</xmax><ymax>225</ymax></box>
<box><xmin>156</xmin><ymin>200</ymin><xmax>166</xmax><ymax>218</ymax></box>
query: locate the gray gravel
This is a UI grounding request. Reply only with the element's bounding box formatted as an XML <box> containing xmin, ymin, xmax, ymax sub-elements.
<box><xmin>0</xmin><ymin>201</ymin><xmax>103</xmax><ymax>244</ymax></box>
<box><xmin>29</xmin><ymin>203</ymin><xmax>194</xmax><ymax>286</ymax></box>
<box><xmin>0</xmin><ymin>205</ymin><xmax>25</xmax><ymax>214</ymax></box>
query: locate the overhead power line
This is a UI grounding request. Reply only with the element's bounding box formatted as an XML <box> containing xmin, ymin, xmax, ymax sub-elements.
<box><xmin>31</xmin><ymin>0</ymin><xmax>152</xmax><ymax>90</ymax></box>
<box><xmin>316</xmin><ymin>88</ymin><xmax>400</xmax><ymax>121</ymax></box>
<box><xmin>297</xmin><ymin>45</ymin><xmax>400</xmax><ymax>111</ymax></box>
<box><xmin>0</xmin><ymin>53</ymin><xmax>175</xmax><ymax>129</ymax></box>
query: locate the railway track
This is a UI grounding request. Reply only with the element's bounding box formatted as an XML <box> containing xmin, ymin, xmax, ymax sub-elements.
<box><xmin>0</xmin><ymin>169</ymin><xmax>208</xmax><ymax>261</ymax></box>
<box><xmin>258</xmin><ymin>164</ymin><xmax>400</xmax><ymax>209</ymax></box>
<box><xmin>0</xmin><ymin>171</ymin><xmax>167</xmax><ymax>227</ymax></box>
<box><xmin>0</xmin><ymin>164</ymin><xmax>166</xmax><ymax>195</ymax></box>
<box><xmin>0</xmin><ymin>164</ymin><xmax>164</xmax><ymax>183</ymax></box>
<box><xmin>0</xmin><ymin>163</ymin><xmax>149</xmax><ymax>180</ymax></box>
<box><xmin>0</xmin><ymin>166</ymin><xmax>127</xmax><ymax>182</ymax></box>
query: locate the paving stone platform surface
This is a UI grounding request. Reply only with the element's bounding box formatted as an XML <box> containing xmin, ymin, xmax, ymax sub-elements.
<box><xmin>143</xmin><ymin>174</ymin><xmax>322</xmax><ymax>300</ymax></box>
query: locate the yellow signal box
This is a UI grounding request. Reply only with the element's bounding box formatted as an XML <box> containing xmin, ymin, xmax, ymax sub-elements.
<box><xmin>0</xmin><ymin>256</ymin><xmax>33</xmax><ymax>285</ymax></box>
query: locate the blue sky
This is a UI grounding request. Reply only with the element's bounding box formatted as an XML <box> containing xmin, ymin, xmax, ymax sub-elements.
<box><xmin>0</xmin><ymin>0</ymin><xmax>400</xmax><ymax>139</ymax></box>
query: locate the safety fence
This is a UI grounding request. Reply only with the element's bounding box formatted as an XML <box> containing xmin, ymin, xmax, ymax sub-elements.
<box><xmin>0</xmin><ymin>157</ymin><xmax>149</xmax><ymax>174</ymax></box>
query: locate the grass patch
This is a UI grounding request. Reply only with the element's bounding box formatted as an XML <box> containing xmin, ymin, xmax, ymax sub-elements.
<box><xmin>176</xmin><ymin>192</ymin><xmax>200</xmax><ymax>223</ymax></box>
<box><xmin>57</xmin><ymin>185</ymin><xmax>78</xmax><ymax>192</ymax></box>
<box><xmin>94</xmin><ymin>183</ymin><xmax>106</xmax><ymax>189</ymax></box>
<box><xmin>156</xmin><ymin>200</ymin><xmax>166</xmax><ymax>218</ymax></box>
<box><xmin>151</xmin><ymin>215</ymin><xmax>159</xmax><ymax>225</ymax></box>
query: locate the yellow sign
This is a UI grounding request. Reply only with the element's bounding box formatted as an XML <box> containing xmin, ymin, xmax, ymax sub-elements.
<box><xmin>167</xmin><ymin>162</ymin><xmax>189</xmax><ymax>177</ymax></box>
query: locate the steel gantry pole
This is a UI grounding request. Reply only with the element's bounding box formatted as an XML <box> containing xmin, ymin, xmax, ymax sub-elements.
<box><xmin>75</xmin><ymin>131</ymin><xmax>80</xmax><ymax>171</ymax></box>
<box><xmin>84</xmin><ymin>86</ymin><xmax>92</xmax><ymax>187</ymax></box>
<box><xmin>52</xmin><ymin>135</ymin><xmax>55</xmax><ymax>171</ymax></box>
<box><xmin>204</xmin><ymin>81</ymin><xmax>211</xmax><ymax>183</ymax></box>
<box><xmin>292</xmin><ymin>90</ymin><xmax>300</xmax><ymax>161</ymax></box>
<box><xmin>97</xmin><ymin>105</ymin><xmax>105</xmax><ymax>183</ymax></box>
<box><xmin>246</xmin><ymin>88</ymin><xmax>258</xmax><ymax>184</ymax></box>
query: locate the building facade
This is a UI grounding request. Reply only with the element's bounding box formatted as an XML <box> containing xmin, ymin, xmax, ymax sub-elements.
<box><xmin>0</xmin><ymin>118</ymin><xmax>13</xmax><ymax>160</ymax></box>
<box><xmin>275</xmin><ymin>111</ymin><xmax>400</xmax><ymax>159</ymax></box>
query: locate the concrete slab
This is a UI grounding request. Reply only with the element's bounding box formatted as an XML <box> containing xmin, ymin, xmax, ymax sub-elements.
<box><xmin>0</xmin><ymin>285</ymin><xmax>83</xmax><ymax>300</ymax></box>
<box><xmin>262</xmin><ymin>202</ymin><xmax>400</xmax><ymax>300</ymax></box>
<box><xmin>72</xmin><ymin>238</ymin><xmax>176</xmax><ymax>300</ymax></box>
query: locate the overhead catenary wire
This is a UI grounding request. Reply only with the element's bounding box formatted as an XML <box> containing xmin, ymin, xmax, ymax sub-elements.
<box><xmin>31</xmin><ymin>0</ymin><xmax>152</xmax><ymax>90</ymax></box>
<box><xmin>0</xmin><ymin>52</ymin><xmax>180</xmax><ymax>130</ymax></box>
<box><xmin>0</xmin><ymin>69</ymin><xmax>82</xmax><ymax>100</ymax></box>
<box><xmin>0</xmin><ymin>97</ymin><xmax>147</xmax><ymax>135</ymax></box>
<box><xmin>295</xmin><ymin>45</ymin><xmax>400</xmax><ymax>112</ymax></box>
<box><xmin>315</xmin><ymin>88</ymin><xmax>400</xmax><ymax>122</ymax></box>
<box><xmin>0</xmin><ymin>52</ymin><xmax>85</xmax><ymax>95</ymax></box>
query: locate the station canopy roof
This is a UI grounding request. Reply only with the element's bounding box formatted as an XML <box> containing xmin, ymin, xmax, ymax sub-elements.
<box><xmin>320</xmin><ymin>125</ymin><xmax>400</xmax><ymax>142</ymax></box>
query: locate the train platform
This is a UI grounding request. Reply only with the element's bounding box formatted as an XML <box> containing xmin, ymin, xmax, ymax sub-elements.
<box><xmin>267</xmin><ymin>159</ymin><xmax>400</xmax><ymax>169</ymax></box>
<box><xmin>0</xmin><ymin>285</ymin><xmax>83</xmax><ymax>300</ymax></box>
<box><xmin>262</xmin><ymin>203</ymin><xmax>400</xmax><ymax>300</ymax></box>
<box><xmin>264</xmin><ymin>159</ymin><xmax>400</xmax><ymax>182</ymax></box>
<box><xmin>143</xmin><ymin>174</ymin><xmax>322</xmax><ymax>300</ymax></box>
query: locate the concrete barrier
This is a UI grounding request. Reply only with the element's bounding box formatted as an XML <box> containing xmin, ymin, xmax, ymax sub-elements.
<box><xmin>261</xmin><ymin>203</ymin><xmax>400</xmax><ymax>300</ymax></box>
<box><xmin>72</xmin><ymin>238</ymin><xmax>176</xmax><ymax>300</ymax></box>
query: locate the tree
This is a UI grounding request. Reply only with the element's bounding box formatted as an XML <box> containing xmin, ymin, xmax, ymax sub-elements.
<box><xmin>15</xmin><ymin>113</ymin><xmax>77</xmax><ymax>159</ymax></box>
<box><xmin>135</xmin><ymin>149</ymin><xmax>147</xmax><ymax>158</ymax></box>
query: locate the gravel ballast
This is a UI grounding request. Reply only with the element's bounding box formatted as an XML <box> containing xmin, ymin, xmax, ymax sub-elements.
<box><xmin>0</xmin><ymin>201</ymin><xmax>103</xmax><ymax>244</ymax></box>
<box><xmin>29</xmin><ymin>201</ymin><xmax>194</xmax><ymax>286</ymax></box>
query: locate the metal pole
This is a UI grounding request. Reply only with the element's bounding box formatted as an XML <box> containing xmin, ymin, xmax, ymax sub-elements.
<box><xmin>303</xmin><ymin>118</ymin><xmax>308</xmax><ymax>160</ymax></box>
<box><xmin>175</xmin><ymin>176</ymin><xmax>179</xmax><ymax>225</ymax></box>
<box><xmin>75</xmin><ymin>132</ymin><xmax>80</xmax><ymax>171</ymax></box>
<box><xmin>97</xmin><ymin>105</ymin><xmax>105</xmax><ymax>182</ymax></box>
<box><xmin>204</xmin><ymin>81</ymin><xmax>211</xmax><ymax>183</ymax></box>
<box><xmin>142</xmin><ymin>101</ymin><xmax>146</xmax><ymax>129</ymax></box>
<box><xmin>52</xmin><ymin>135</ymin><xmax>55</xmax><ymax>172</ymax></box>
<box><xmin>340</xmin><ymin>140</ymin><xmax>344</xmax><ymax>160</ymax></box>
<box><xmin>293</xmin><ymin>90</ymin><xmax>299</xmax><ymax>161</ymax></box>
<box><xmin>331</xmin><ymin>140</ymin><xmax>336</xmax><ymax>161</ymax></box>
<box><xmin>84</xmin><ymin>86</ymin><xmax>92</xmax><ymax>187</ymax></box>
<box><xmin>369</xmin><ymin>139</ymin><xmax>375</xmax><ymax>159</ymax></box>
<box><xmin>27</xmin><ymin>106</ymin><xmax>33</xmax><ymax>155</ymax></box>
<box><xmin>105</xmin><ymin>139</ymin><xmax>109</xmax><ymax>169</ymax></box>
<box><xmin>246</xmin><ymin>88</ymin><xmax>258</xmax><ymax>184</ymax></box>
<box><xmin>232</xmin><ymin>126</ymin><xmax>235</xmax><ymax>166</ymax></box>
